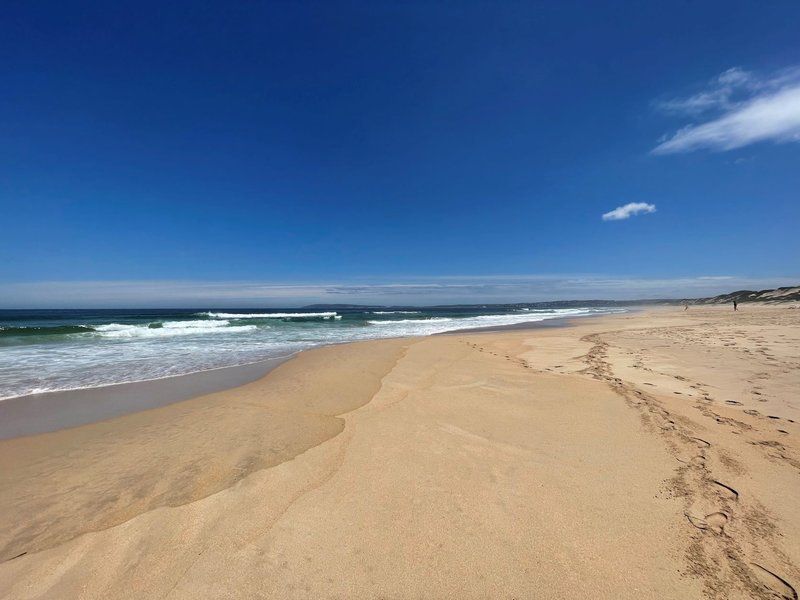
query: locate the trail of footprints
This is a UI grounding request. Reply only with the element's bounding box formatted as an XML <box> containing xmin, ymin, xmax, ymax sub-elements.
<box><xmin>463</xmin><ymin>341</ymin><xmax>538</xmax><ymax>372</ymax></box>
<box><xmin>462</xmin><ymin>335</ymin><xmax>798</xmax><ymax>598</ymax></box>
<box><xmin>672</xmin><ymin>371</ymin><xmax>798</xmax><ymax>470</ymax></box>
<box><xmin>577</xmin><ymin>332</ymin><xmax>797</xmax><ymax>600</ymax></box>
<box><xmin>613</xmin><ymin>329</ymin><xmax>795</xmax><ymax>461</ymax></box>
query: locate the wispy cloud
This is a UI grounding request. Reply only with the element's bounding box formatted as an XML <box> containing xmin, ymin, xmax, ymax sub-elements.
<box><xmin>653</xmin><ymin>66</ymin><xmax>800</xmax><ymax>154</ymax></box>
<box><xmin>655</xmin><ymin>67</ymin><xmax>756</xmax><ymax>115</ymax></box>
<box><xmin>601</xmin><ymin>202</ymin><xmax>656</xmax><ymax>221</ymax></box>
<box><xmin>0</xmin><ymin>275</ymin><xmax>795</xmax><ymax>307</ymax></box>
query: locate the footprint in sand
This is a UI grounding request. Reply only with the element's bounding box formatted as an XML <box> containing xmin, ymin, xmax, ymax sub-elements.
<box><xmin>690</xmin><ymin>437</ymin><xmax>711</xmax><ymax>448</ymax></box>
<box><xmin>725</xmin><ymin>400</ymin><xmax>743</xmax><ymax>406</ymax></box>
<box><xmin>711</xmin><ymin>480</ymin><xmax>739</xmax><ymax>501</ymax></box>
<box><xmin>676</xmin><ymin>453</ymin><xmax>707</xmax><ymax>467</ymax></box>
<box><xmin>750</xmin><ymin>563</ymin><xmax>798</xmax><ymax>600</ymax></box>
<box><xmin>685</xmin><ymin>511</ymin><xmax>728</xmax><ymax>534</ymax></box>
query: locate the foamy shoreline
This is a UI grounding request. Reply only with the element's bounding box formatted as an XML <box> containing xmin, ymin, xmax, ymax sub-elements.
<box><xmin>0</xmin><ymin>309</ymin><xmax>618</xmax><ymax>438</ymax></box>
<box><xmin>0</xmin><ymin>306</ymin><xmax>621</xmax><ymax>400</ymax></box>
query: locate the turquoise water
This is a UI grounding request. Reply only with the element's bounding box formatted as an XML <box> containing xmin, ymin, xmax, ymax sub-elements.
<box><xmin>0</xmin><ymin>306</ymin><xmax>624</xmax><ymax>399</ymax></box>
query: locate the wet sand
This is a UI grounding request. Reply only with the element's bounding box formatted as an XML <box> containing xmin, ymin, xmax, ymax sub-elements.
<box><xmin>1</xmin><ymin>305</ymin><xmax>798</xmax><ymax>598</ymax></box>
<box><xmin>0</xmin><ymin>357</ymin><xmax>294</xmax><ymax>439</ymax></box>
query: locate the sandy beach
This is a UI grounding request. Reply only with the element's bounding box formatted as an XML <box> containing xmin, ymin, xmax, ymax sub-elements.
<box><xmin>1</xmin><ymin>305</ymin><xmax>799</xmax><ymax>599</ymax></box>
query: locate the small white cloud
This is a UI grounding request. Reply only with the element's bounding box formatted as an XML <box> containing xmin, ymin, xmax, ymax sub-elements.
<box><xmin>653</xmin><ymin>66</ymin><xmax>800</xmax><ymax>154</ymax></box>
<box><xmin>601</xmin><ymin>202</ymin><xmax>656</xmax><ymax>221</ymax></box>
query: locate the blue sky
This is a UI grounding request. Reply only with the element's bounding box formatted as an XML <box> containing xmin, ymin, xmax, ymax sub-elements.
<box><xmin>1</xmin><ymin>1</ymin><xmax>798</xmax><ymax>306</ymax></box>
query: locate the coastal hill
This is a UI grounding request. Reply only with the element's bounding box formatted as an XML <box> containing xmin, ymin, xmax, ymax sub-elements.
<box><xmin>692</xmin><ymin>285</ymin><xmax>800</xmax><ymax>305</ymax></box>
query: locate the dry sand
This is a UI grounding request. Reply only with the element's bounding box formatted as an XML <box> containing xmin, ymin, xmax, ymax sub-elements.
<box><xmin>1</xmin><ymin>305</ymin><xmax>798</xmax><ymax>599</ymax></box>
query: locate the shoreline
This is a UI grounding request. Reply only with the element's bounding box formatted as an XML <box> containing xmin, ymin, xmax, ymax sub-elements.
<box><xmin>0</xmin><ymin>356</ymin><xmax>292</xmax><ymax>440</ymax></box>
<box><xmin>439</xmin><ymin>306</ymin><xmax>637</xmax><ymax>334</ymax></box>
<box><xmin>0</xmin><ymin>311</ymin><xmax>621</xmax><ymax>440</ymax></box>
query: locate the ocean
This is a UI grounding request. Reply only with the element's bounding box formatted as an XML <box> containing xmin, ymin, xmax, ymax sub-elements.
<box><xmin>0</xmin><ymin>305</ymin><xmax>625</xmax><ymax>399</ymax></box>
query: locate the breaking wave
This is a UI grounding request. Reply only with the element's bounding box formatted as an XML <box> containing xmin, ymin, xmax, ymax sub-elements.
<box><xmin>201</xmin><ymin>311</ymin><xmax>339</xmax><ymax>320</ymax></box>
<box><xmin>94</xmin><ymin>321</ymin><xmax>257</xmax><ymax>338</ymax></box>
<box><xmin>368</xmin><ymin>317</ymin><xmax>453</xmax><ymax>325</ymax></box>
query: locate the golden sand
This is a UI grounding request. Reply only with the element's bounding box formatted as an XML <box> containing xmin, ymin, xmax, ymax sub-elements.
<box><xmin>1</xmin><ymin>305</ymin><xmax>798</xmax><ymax>598</ymax></box>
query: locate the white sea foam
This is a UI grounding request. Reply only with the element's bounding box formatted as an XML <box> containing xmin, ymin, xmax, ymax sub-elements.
<box><xmin>161</xmin><ymin>319</ymin><xmax>231</xmax><ymax>328</ymax></box>
<box><xmin>364</xmin><ymin>309</ymin><xmax>618</xmax><ymax>337</ymax></box>
<box><xmin>0</xmin><ymin>347</ymin><xmax>304</xmax><ymax>401</ymax></box>
<box><xmin>202</xmin><ymin>311</ymin><xmax>338</xmax><ymax>319</ymax></box>
<box><xmin>370</xmin><ymin>311</ymin><xmax>421</xmax><ymax>315</ymax></box>
<box><xmin>367</xmin><ymin>317</ymin><xmax>453</xmax><ymax>325</ymax></box>
<box><xmin>94</xmin><ymin>321</ymin><xmax>257</xmax><ymax>338</ymax></box>
<box><xmin>94</xmin><ymin>320</ymin><xmax>231</xmax><ymax>332</ymax></box>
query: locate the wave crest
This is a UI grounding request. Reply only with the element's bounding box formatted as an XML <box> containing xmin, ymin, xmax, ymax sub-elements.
<box><xmin>94</xmin><ymin>321</ymin><xmax>257</xmax><ymax>338</ymax></box>
<box><xmin>201</xmin><ymin>311</ymin><xmax>338</xmax><ymax>319</ymax></box>
<box><xmin>368</xmin><ymin>317</ymin><xmax>453</xmax><ymax>325</ymax></box>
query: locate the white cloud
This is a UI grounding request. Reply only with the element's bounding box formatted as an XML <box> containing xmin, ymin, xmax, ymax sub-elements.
<box><xmin>653</xmin><ymin>66</ymin><xmax>800</xmax><ymax>154</ymax></box>
<box><xmin>656</xmin><ymin>67</ymin><xmax>755</xmax><ymax>115</ymax></box>
<box><xmin>655</xmin><ymin>86</ymin><xmax>800</xmax><ymax>153</ymax></box>
<box><xmin>601</xmin><ymin>202</ymin><xmax>656</xmax><ymax>221</ymax></box>
<box><xmin>716</xmin><ymin>67</ymin><xmax>753</xmax><ymax>88</ymax></box>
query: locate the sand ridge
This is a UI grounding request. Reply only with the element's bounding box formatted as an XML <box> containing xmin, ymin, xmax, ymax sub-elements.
<box><xmin>0</xmin><ymin>338</ymin><xmax>411</xmax><ymax>563</ymax></box>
